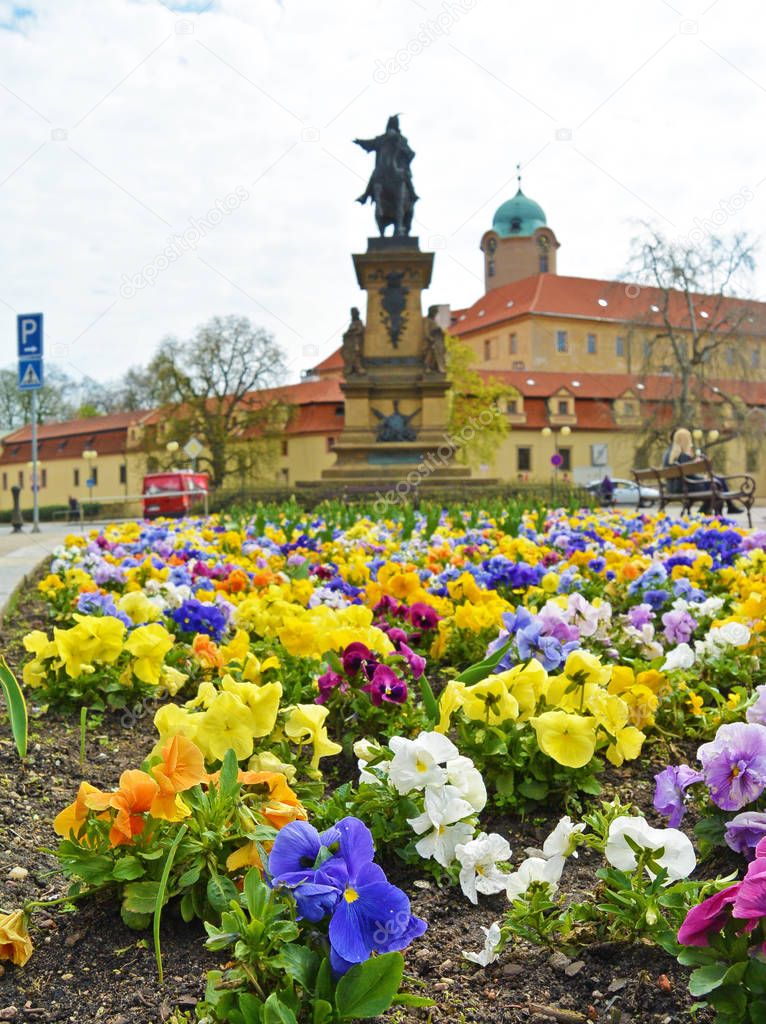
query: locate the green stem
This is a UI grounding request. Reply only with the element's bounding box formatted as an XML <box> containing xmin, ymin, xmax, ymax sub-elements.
<box><xmin>79</xmin><ymin>707</ymin><xmax>88</xmax><ymax>770</ymax></box>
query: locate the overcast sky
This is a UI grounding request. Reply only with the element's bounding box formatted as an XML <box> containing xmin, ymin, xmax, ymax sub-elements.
<box><xmin>1</xmin><ymin>0</ymin><xmax>765</xmax><ymax>389</ymax></box>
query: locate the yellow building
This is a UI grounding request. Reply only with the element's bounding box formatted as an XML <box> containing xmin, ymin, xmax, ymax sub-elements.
<box><xmin>3</xmin><ymin>181</ymin><xmax>766</xmax><ymax>507</ymax></box>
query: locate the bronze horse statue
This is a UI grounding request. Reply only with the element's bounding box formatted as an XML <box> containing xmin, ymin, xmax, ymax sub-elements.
<box><xmin>354</xmin><ymin>115</ymin><xmax>418</xmax><ymax>238</ymax></box>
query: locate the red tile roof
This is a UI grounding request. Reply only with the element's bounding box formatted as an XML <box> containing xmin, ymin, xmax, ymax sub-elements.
<box><xmin>452</xmin><ymin>274</ymin><xmax>766</xmax><ymax>337</ymax></box>
<box><xmin>1</xmin><ymin>428</ymin><xmax>133</xmax><ymax>465</ymax></box>
<box><xmin>310</xmin><ymin>348</ymin><xmax>343</xmax><ymax>378</ymax></box>
<box><xmin>2</xmin><ymin>411</ymin><xmax>149</xmax><ymax>445</ymax></box>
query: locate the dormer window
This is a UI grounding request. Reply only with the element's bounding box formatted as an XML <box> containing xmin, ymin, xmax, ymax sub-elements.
<box><xmin>510</xmin><ymin>216</ymin><xmax>522</xmax><ymax>232</ymax></box>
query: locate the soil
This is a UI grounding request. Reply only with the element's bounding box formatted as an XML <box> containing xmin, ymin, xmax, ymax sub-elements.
<box><xmin>0</xmin><ymin>575</ymin><xmax>715</xmax><ymax>1024</ymax></box>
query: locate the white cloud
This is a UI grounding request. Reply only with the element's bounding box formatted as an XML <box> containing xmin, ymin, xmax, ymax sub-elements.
<box><xmin>1</xmin><ymin>0</ymin><xmax>765</xmax><ymax>389</ymax></box>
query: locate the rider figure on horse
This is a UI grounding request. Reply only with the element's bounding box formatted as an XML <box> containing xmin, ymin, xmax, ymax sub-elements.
<box><xmin>354</xmin><ymin>115</ymin><xmax>418</xmax><ymax>237</ymax></box>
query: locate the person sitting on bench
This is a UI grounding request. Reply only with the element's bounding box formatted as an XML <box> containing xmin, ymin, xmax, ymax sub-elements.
<box><xmin>666</xmin><ymin>428</ymin><xmax>743</xmax><ymax>515</ymax></box>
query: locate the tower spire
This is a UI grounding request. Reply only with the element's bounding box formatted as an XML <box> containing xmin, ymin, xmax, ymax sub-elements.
<box><xmin>516</xmin><ymin>162</ymin><xmax>522</xmax><ymax>191</ymax></box>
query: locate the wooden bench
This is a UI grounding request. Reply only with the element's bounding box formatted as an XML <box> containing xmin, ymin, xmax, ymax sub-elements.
<box><xmin>633</xmin><ymin>456</ymin><xmax>755</xmax><ymax>527</ymax></box>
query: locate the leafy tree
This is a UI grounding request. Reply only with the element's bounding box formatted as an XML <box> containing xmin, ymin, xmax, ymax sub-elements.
<box><xmin>445</xmin><ymin>335</ymin><xmax>512</xmax><ymax>467</ymax></box>
<box><xmin>0</xmin><ymin>364</ymin><xmax>80</xmax><ymax>430</ymax></box>
<box><xmin>624</xmin><ymin>226</ymin><xmax>759</xmax><ymax>463</ymax></box>
<box><xmin>144</xmin><ymin>315</ymin><xmax>289</xmax><ymax>488</ymax></box>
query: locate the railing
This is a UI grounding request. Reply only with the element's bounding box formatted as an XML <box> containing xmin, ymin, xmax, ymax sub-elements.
<box><xmin>54</xmin><ymin>488</ymin><xmax>210</xmax><ymax>529</ymax></box>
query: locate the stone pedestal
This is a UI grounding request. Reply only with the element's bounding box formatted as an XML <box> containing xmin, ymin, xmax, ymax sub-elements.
<box><xmin>318</xmin><ymin>237</ymin><xmax>474</xmax><ymax>490</ymax></box>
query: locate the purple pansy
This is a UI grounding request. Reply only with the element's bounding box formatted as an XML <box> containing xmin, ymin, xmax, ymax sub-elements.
<box><xmin>698</xmin><ymin>722</ymin><xmax>766</xmax><ymax>812</ymax></box>
<box><xmin>661</xmin><ymin>608</ymin><xmax>697</xmax><ymax>645</ymax></box>
<box><xmin>653</xmin><ymin>764</ymin><xmax>704</xmax><ymax>827</ymax></box>
<box><xmin>724</xmin><ymin>811</ymin><xmax>766</xmax><ymax>857</ymax></box>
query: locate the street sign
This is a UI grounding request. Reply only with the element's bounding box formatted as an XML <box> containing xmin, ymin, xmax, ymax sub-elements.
<box><xmin>18</xmin><ymin>358</ymin><xmax>43</xmax><ymax>390</ymax></box>
<box><xmin>184</xmin><ymin>437</ymin><xmax>203</xmax><ymax>459</ymax></box>
<box><xmin>17</xmin><ymin>313</ymin><xmax>43</xmax><ymax>357</ymax></box>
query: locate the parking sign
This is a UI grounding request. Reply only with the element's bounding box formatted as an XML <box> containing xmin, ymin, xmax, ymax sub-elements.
<box><xmin>17</xmin><ymin>313</ymin><xmax>43</xmax><ymax>358</ymax></box>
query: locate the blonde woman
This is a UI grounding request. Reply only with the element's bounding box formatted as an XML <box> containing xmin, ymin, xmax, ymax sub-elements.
<box><xmin>663</xmin><ymin>427</ymin><xmax>742</xmax><ymax>514</ymax></box>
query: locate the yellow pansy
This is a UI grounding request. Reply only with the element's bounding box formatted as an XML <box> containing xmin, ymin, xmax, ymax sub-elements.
<box><xmin>158</xmin><ymin>664</ymin><xmax>188</xmax><ymax>697</ymax></box>
<box><xmin>284</xmin><ymin>704</ymin><xmax>342</xmax><ymax>771</ymax></box>
<box><xmin>497</xmin><ymin>660</ymin><xmax>547</xmax><ymax>720</ymax></box>
<box><xmin>530</xmin><ymin>711</ymin><xmax>597</xmax><ymax>769</ymax></box>
<box><xmin>606</xmin><ymin>726</ymin><xmax>645</xmax><ymax>767</ymax></box>
<box><xmin>460</xmin><ymin>676</ymin><xmax>520</xmax><ymax>726</ymax></box>
<box><xmin>562</xmin><ymin>650</ymin><xmax>611</xmax><ymax>686</ymax></box>
<box><xmin>436</xmin><ymin>680</ymin><xmax>466</xmax><ymax>733</ymax></box>
<box><xmin>118</xmin><ymin>591</ymin><xmax>162</xmax><ymax>625</ymax></box>
<box><xmin>125</xmin><ymin>623</ymin><xmax>174</xmax><ymax>685</ymax></box>
<box><xmin>220</xmin><ymin>675</ymin><xmax>282</xmax><ymax>737</ymax></box>
<box><xmin>220</xmin><ymin>628</ymin><xmax>250</xmax><ymax>665</ymax></box>
<box><xmin>194</xmin><ymin>692</ymin><xmax>257</xmax><ymax>762</ymax></box>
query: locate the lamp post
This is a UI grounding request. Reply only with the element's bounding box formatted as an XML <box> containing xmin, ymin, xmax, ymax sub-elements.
<box><xmin>26</xmin><ymin>460</ymin><xmax>41</xmax><ymax>533</ymax></box>
<box><xmin>541</xmin><ymin>424</ymin><xmax>572</xmax><ymax>504</ymax></box>
<box><xmin>82</xmin><ymin>449</ymin><xmax>98</xmax><ymax>504</ymax></box>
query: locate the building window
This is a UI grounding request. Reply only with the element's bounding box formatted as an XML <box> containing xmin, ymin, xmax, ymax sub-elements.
<box><xmin>119</xmin><ymin>464</ymin><xmax>127</xmax><ymax>485</ymax></box>
<box><xmin>281</xmin><ymin>440</ymin><xmax>288</xmax><ymax>456</ymax></box>
<box><xmin>40</xmin><ymin>468</ymin><xmax>47</xmax><ymax>488</ymax></box>
<box><xmin>326</xmin><ymin>437</ymin><xmax>336</xmax><ymax>451</ymax></box>
<box><xmin>517</xmin><ymin>447</ymin><xmax>531</xmax><ymax>472</ymax></box>
<box><xmin>512</xmin><ymin>360</ymin><xmax>525</xmax><ymax>370</ymax></box>
<box><xmin>643</xmin><ymin>339</ymin><xmax>652</xmax><ymax>359</ymax></box>
<box><xmin>558</xmin><ymin>447</ymin><xmax>572</xmax><ymax>472</ymax></box>
<box><xmin>557</xmin><ymin>399</ymin><xmax>569</xmax><ymax>415</ymax></box>
<box><xmin>726</xmin><ymin>347</ymin><xmax>735</xmax><ymax>366</ymax></box>
<box><xmin>587</xmin><ymin>333</ymin><xmax>597</xmax><ymax>354</ymax></box>
<box><xmin>507</xmin><ymin>399</ymin><xmax>518</xmax><ymax>415</ymax></box>
<box><xmin>483</xmin><ymin>338</ymin><xmax>493</xmax><ymax>361</ymax></box>
<box><xmin>591</xmin><ymin>443</ymin><xmax>608</xmax><ymax>467</ymax></box>
<box><xmin>509</xmin><ymin>333</ymin><xmax>518</xmax><ymax>355</ymax></box>
<box><xmin>73</xmin><ymin>467</ymin><xmax>80</xmax><ymax>487</ymax></box>
<box><xmin>510</xmin><ymin>216</ymin><xmax>522</xmax><ymax>232</ymax></box>
<box><xmin>747</xmin><ymin>449</ymin><xmax>760</xmax><ymax>473</ymax></box>
<box><xmin>616</xmin><ymin>336</ymin><xmax>625</xmax><ymax>357</ymax></box>
<box><xmin>539</xmin><ymin>254</ymin><xmax>549</xmax><ymax>273</ymax></box>
<box><xmin>556</xmin><ymin>331</ymin><xmax>568</xmax><ymax>353</ymax></box>
<box><xmin>18</xmin><ymin>471</ymin><xmax>23</xmax><ymax>488</ymax></box>
<box><xmin>280</xmin><ymin>468</ymin><xmax>289</xmax><ymax>484</ymax></box>
<box><xmin>1</xmin><ymin>472</ymin><xmax>6</xmax><ymax>490</ymax></box>
<box><xmin>752</xmin><ymin>349</ymin><xmax>761</xmax><ymax>369</ymax></box>
<box><xmin>623</xmin><ymin>401</ymin><xmax>636</xmax><ymax>416</ymax></box>
<box><xmin>487</xmin><ymin>257</ymin><xmax>495</xmax><ymax>278</ymax></box>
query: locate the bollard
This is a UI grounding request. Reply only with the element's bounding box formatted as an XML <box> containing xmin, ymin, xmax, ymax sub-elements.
<box><xmin>10</xmin><ymin>485</ymin><xmax>24</xmax><ymax>533</ymax></box>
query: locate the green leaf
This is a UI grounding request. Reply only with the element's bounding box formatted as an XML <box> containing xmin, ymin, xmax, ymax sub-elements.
<box><xmin>218</xmin><ymin>748</ymin><xmax>240</xmax><ymax>798</ymax></box>
<box><xmin>120</xmin><ymin>907</ymin><xmax>152</xmax><ymax>930</ymax></box>
<box><xmin>335</xmin><ymin>952</ymin><xmax>404</xmax><ymax>1019</ymax></box>
<box><xmin>244</xmin><ymin>868</ymin><xmax>269</xmax><ymax>919</ymax></box>
<box><xmin>179</xmin><ymin>892</ymin><xmax>195</xmax><ymax>923</ymax></box>
<box><xmin>517</xmin><ymin>779</ymin><xmax>549</xmax><ymax>801</ymax></box>
<box><xmin>677</xmin><ymin>947</ymin><xmax>718</xmax><ymax>967</ymax></box>
<box><xmin>122</xmin><ymin>880</ymin><xmax>161</xmax><ymax>916</ymax></box>
<box><xmin>238</xmin><ymin>992</ymin><xmax>264</xmax><ymax>1024</ymax></box>
<box><xmin>263</xmin><ymin>993</ymin><xmax>298</xmax><ymax>1024</ymax></box>
<box><xmin>272</xmin><ymin>945</ymin><xmax>320</xmax><ymax>991</ymax></box>
<box><xmin>418</xmin><ymin>675</ymin><xmax>439</xmax><ymax>726</ymax></box>
<box><xmin>392</xmin><ymin>993</ymin><xmax>436</xmax><ymax>1008</ymax></box>
<box><xmin>0</xmin><ymin>656</ymin><xmax>27</xmax><ymax>758</ymax></box>
<box><xmin>456</xmin><ymin>636</ymin><xmax>514</xmax><ymax>685</ymax></box>
<box><xmin>745</xmin><ymin>956</ymin><xmax>766</xmax><ymax>995</ymax></box>
<box><xmin>154</xmin><ymin>823</ymin><xmax>187</xmax><ymax>984</ymax></box>
<box><xmin>314</xmin><ymin>957</ymin><xmax>333</xmax><ymax>1005</ymax></box>
<box><xmin>311</xmin><ymin>999</ymin><xmax>333</xmax><ymax>1024</ymax></box>
<box><xmin>207</xmin><ymin>873</ymin><xmax>239</xmax><ymax>914</ymax></box>
<box><xmin>112</xmin><ymin>856</ymin><xmax>145</xmax><ymax>881</ymax></box>
<box><xmin>689</xmin><ymin>962</ymin><xmax>729</xmax><ymax>996</ymax></box>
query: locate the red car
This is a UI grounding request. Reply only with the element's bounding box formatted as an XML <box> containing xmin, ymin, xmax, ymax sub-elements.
<box><xmin>142</xmin><ymin>471</ymin><xmax>209</xmax><ymax>519</ymax></box>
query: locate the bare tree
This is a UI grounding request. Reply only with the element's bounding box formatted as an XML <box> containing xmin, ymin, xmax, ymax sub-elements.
<box><xmin>145</xmin><ymin>315</ymin><xmax>290</xmax><ymax>488</ymax></box>
<box><xmin>624</xmin><ymin>225</ymin><xmax>760</xmax><ymax>459</ymax></box>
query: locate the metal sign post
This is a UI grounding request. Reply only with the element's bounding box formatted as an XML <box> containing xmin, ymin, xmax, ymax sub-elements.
<box><xmin>17</xmin><ymin>313</ymin><xmax>44</xmax><ymax>534</ymax></box>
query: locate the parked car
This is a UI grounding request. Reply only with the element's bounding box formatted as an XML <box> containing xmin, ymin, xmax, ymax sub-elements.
<box><xmin>585</xmin><ymin>478</ymin><xmax>659</xmax><ymax>507</ymax></box>
<box><xmin>142</xmin><ymin>471</ymin><xmax>209</xmax><ymax>519</ymax></box>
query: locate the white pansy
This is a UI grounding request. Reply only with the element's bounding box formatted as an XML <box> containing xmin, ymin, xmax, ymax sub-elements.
<box><xmin>711</xmin><ymin>622</ymin><xmax>751</xmax><ymax>648</ymax></box>
<box><xmin>414</xmin><ymin>820</ymin><xmax>475</xmax><ymax>868</ymax></box>
<box><xmin>388</xmin><ymin>732</ymin><xmax>458</xmax><ymax>794</ymax></box>
<box><xmin>661</xmin><ymin>642</ymin><xmax>695</xmax><ymax>672</ymax></box>
<box><xmin>505</xmin><ymin>855</ymin><xmax>566</xmax><ymax>901</ymax></box>
<box><xmin>455</xmin><ymin>832</ymin><xmax>512</xmax><ymax>904</ymax></box>
<box><xmin>542</xmin><ymin>816</ymin><xmax>586</xmax><ymax>859</ymax></box>
<box><xmin>624</xmin><ymin>624</ymin><xmax>664</xmax><ymax>660</ymax></box>
<box><xmin>605</xmin><ymin>815</ymin><xmax>696</xmax><ymax>882</ymax></box>
<box><xmin>445</xmin><ymin>755</ymin><xmax>487</xmax><ymax>813</ymax></box>
<box><xmin>462</xmin><ymin>922</ymin><xmax>502</xmax><ymax>967</ymax></box>
<box><xmin>408</xmin><ymin>784</ymin><xmax>476</xmax><ymax>835</ymax></box>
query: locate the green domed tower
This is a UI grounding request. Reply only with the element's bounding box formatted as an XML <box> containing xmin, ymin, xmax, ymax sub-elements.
<box><xmin>480</xmin><ymin>171</ymin><xmax>560</xmax><ymax>290</ymax></box>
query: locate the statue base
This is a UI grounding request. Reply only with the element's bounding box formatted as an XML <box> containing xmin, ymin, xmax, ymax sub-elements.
<box><xmin>321</xmin><ymin>237</ymin><xmax>473</xmax><ymax>492</ymax></box>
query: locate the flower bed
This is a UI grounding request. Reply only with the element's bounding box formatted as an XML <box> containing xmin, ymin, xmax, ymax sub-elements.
<box><xmin>2</xmin><ymin>503</ymin><xmax>765</xmax><ymax>1022</ymax></box>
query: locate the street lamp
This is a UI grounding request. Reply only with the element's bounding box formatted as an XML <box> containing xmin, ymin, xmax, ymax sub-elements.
<box><xmin>541</xmin><ymin>424</ymin><xmax>572</xmax><ymax>503</ymax></box>
<box><xmin>26</xmin><ymin>460</ymin><xmax>41</xmax><ymax>534</ymax></box>
<box><xmin>166</xmin><ymin>440</ymin><xmax>179</xmax><ymax>459</ymax></box>
<box><xmin>82</xmin><ymin>449</ymin><xmax>98</xmax><ymax>503</ymax></box>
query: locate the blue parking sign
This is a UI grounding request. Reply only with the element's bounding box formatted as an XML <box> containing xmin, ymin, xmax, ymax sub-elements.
<box><xmin>19</xmin><ymin>358</ymin><xmax>43</xmax><ymax>390</ymax></box>
<box><xmin>17</xmin><ymin>313</ymin><xmax>43</xmax><ymax>357</ymax></box>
